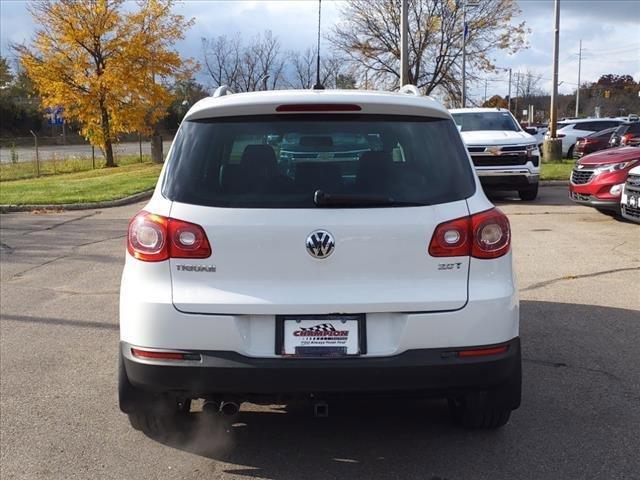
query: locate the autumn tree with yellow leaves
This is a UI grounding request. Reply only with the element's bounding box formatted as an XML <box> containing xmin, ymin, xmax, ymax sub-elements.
<box><xmin>14</xmin><ymin>0</ymin><xmax>196</xmax><ymax>166</ymax></box>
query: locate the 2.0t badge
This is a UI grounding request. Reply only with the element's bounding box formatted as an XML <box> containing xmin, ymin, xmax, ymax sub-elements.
<box><xmin>306</xmin><ymin>230</ymin><xmax>335</xmax><ymax>259</ymax></box>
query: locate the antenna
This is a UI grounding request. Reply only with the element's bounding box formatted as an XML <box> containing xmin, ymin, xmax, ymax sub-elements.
<box><xmin>313</xmin><ymin>0</ymin><xmax>324</xmax><ymax>90</ymax></box>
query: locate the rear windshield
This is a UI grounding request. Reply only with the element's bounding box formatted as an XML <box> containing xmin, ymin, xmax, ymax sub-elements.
<box><xmin>162</xmin><ymin>114</ymin><xmax>475</xmax><ymax>208</ymax></box>
<box><xmin>451</xmin><ymin>112</ymin><xmax>520</xmax><ymax>132</ymax></box>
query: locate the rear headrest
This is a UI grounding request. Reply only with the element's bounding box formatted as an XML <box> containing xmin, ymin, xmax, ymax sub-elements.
<box><xmin>241</xmin><ymin>145</ymin><xmax>277</xmax><ymax>176</ymax></box>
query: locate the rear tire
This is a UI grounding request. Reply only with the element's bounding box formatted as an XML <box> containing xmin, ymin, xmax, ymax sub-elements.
<box><xmin>448</xmin><ymin>396</ymin><xmax>512</xmax><ymax>429</ymax></box>
<box><xmin>518</xmin><ymin>183</ymin><xmax>539</xmax><ymax>201</ymax></box>
<box><xmin>448</xmin><ymin>351</ymin><xmax>521</xmax><ymax>429</ymax></box>
<box><xmin>567</xmin><ymin>145</ymin><xmax>574</xmax><ymax>159</ymax></box>
<box><xmin>119</xmin><ymin>350</ymin><xmax>191</xmax><ymax>435</ymax></box>
<box><xmin>596</xmin><ymin>208</ymin><xmax>621</xmax><ymax>218</ymax></box>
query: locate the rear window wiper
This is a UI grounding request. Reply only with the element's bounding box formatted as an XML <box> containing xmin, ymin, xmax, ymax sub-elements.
<box><xmin>313</xmin><ymin>190</ymin><xmax>425</xmax><ymax>207</ymax></box>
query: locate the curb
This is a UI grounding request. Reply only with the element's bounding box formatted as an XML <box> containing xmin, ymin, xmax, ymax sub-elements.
<box><xmin>0</xmin><ymin>189</ymin><xmax>154</xmax><ymax>214</ymax></box>
<box><xmin>540</xmin><ymin>180</ymin><xmax>569</xmax><ymax>186</ymax></box>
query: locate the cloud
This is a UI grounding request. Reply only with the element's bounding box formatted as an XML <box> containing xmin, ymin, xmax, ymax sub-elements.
<box><xmin>1</xmin><ymin>0</ymin><xmax>638</xmax><ymax>100</ymax></box>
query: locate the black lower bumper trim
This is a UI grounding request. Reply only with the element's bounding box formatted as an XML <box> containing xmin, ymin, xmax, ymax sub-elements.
<box><xmin>480</xmin><ymin>176</ymin><xmax>538</xmax><ymax>189</ymax></box>
<box><xmin>569</xmin><ymin>193</ymin><xmax>620</xmax><ymax>210</ymax></box>
<box><xmin>122</xmin><ymin>338</ymin><xmax>521</xmax><ymax>400</ymax></box>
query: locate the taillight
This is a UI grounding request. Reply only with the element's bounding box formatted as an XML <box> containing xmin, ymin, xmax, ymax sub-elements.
<box><xmin>428</xmin><ymin>216</ymin><xmax>471</xmax><ymax>257</ymax></box>
<box><xmin>128</xmin><ymin>211</ymin><xmax>169</xmax><ymax>261</ymax></box>
<box><xmin>471</xmin><ymin>208</ymin><xmax>511</xmax><ymax>259</ymax></box>
<box><xmin>622</xmin><ymin>133</ymin><xmax>633</xmax><ymax>145</ymax></box>
<box><xmin>169</xmin><ymin>218</ymin><xmax>212</xmax><ymax>258</ymax></box>
<box><xmin>127</xmin><ymin>211</ymin><xmax>211</xmax><ymax>262</ymax></box>
<box><xmin>428</xmin><ymin>208</ymin><xmax>510</xmax><ymax>259</ymax></box>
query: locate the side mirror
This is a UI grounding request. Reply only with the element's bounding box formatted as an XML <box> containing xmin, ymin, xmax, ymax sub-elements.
<box><xmin>524</xmin><ymin>127</ymin><xmax>538</xmax><ymax>135</ymax></box>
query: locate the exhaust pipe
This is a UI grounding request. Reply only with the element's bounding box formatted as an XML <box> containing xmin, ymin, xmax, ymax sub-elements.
<box><xmin>219</xmin><ymin>401</ymin><xmax>240</xmax><ymax>416</ymax></box>
<box><xmin>202</xmin><ymin>400</ymin><xmax>220</xmax><ymax>415</ymax></box>
<box><xmin>314</xmin><ymin>401</ymin><xmax>329</xmax><ymax>418</ymax></box>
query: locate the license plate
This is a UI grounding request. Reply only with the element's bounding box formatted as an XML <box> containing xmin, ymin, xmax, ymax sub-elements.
<box><xmin>279</xmin><ymin>315</ymin><xmax>363</xmax><ymax>357</ymax></box>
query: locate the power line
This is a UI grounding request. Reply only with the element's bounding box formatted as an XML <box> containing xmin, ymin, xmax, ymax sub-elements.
<box><xmin>583</xmin><ymin>45</ymin><xmax>640</xmax><ymax>55</ymax></box>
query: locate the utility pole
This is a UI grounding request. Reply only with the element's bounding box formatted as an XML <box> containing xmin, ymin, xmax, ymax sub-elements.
<box><xmin>514</xmin><ymin>72</ymin><xmax>520</xmax><ymax>120</ymax></box>
<box><xmin>575</xmin><ymin>39</ymin><xmax>582</xmax><ymax>118</ymax></box>
<box><xmin>400</xmin><ymin>0</ymin><xmax>409</xmax><ymax>86</ymax></box>
<box><xmin>543</xmin><ymin>0</ymin><xmax>562</xmax><ymax>161</ymax></box>
<box><xmin>484</xmin><ymin>78</ymin><xmax>487</xmax><ymax>104</ymax></box>
<box><xmin>550</xmin><ymin>0</ymin><xmax>560</xmax><ymax>138</ymax></box>
<box><xmin>508</xmin><ymin>68</ymin><xmax>512</xmax><ymax>111</ymax></box>
<box><xmin>461</xmin><ymin>1</ymin><xmax>467</xmax><ymax>107</ymax></box>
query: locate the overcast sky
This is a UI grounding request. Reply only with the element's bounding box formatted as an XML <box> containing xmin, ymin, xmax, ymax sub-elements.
<box><xmin>1</xmin><ymin>0</ymin><xmax>638</xmax><ymax>103</ymax></box>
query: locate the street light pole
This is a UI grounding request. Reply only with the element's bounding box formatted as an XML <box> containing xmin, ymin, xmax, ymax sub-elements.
<box><xmin>575</xmin><ymin>39</ymin><xmax>582</xmax><ymax>118</ymax></box>
<box><xmin>400</xmin><ymin>0</ymin><xmax>409</xmax><ymax>86</ymax></box>
<box><xmin>508</xmin><ymin>68</ymin><xmax>512</xmax><ymax>112</ymax></box>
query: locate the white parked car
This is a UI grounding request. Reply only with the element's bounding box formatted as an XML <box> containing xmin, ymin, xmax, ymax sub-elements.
<box><xmin>119</xmin><ymin>87</ymin><xmax>521</xmax><ymax>432</ymax></box>
<box><xmin>450</xmin><ymin>108</ymin><xmax>540</xmax><ymax>201</ymax></box>
<box><xmin>621</xmin><ymin>165</ymin><xmax>640</xmax><ymax>223</ymax></box>
<box><xmin>544</xmin><ymin>118</ymin><xmax>623</xmax><ymax>158</ymax></box>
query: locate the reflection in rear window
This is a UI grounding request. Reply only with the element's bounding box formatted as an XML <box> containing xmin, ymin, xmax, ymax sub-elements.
<box><xmin>162</xmin><ymin>114</ymin><xmax>475</xmax><ymax>208</ymax></box>
<box><xmin>451</xmin><ymin>112</ymin><xmax>520</xmax><ymax>132</ymax></box>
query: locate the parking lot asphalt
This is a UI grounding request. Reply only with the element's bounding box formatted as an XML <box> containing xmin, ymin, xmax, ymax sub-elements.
<box><xmin>1</xmin><ymin>186</ymin><xmax>638</xmax><ymax>480</ymax></box>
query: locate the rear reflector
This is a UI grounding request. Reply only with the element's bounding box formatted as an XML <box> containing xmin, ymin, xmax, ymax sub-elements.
<box><xmin>458</xmin><ymin>345</ymin><xmax>509</xmax><ymax>358</ymax></box>
<box><xmin>275</xmin><ymin>103</ymin><xmax>362</xmax><ymax>112</ymax></box>
<box><xmin>131</xmin><ymin>348</ymin><xmax>201</xmax><ymax>361</ymax></box>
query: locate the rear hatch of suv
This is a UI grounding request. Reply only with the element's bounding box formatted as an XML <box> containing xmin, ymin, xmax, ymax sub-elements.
<box><xmin>163</xmin><ymin>113</ymin><xmax>476</xmax><ymax>315</ymax></box>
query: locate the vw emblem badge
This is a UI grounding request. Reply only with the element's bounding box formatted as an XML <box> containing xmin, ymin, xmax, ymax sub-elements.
<box><xmin>306</xmin><ymin>230</ymin><xmax>335</xmax><ymax>259</ymax></box>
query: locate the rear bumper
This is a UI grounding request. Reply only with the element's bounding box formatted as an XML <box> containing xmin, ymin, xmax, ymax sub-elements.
<box><xmin>477</xmin><ymin>170</ymin><xmax>539</xmax><ymax>190</ymax></box>
<box><xmin>121</xmin><ymin>337</ymin><xmax>521</xmax><ymax>401</ymax></box>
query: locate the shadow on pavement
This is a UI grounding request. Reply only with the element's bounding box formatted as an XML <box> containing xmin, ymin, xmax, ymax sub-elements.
<box><xmin>138</xmin><ymin>300</ymin><xmax>640</xmax><ymax>480</ymax></box>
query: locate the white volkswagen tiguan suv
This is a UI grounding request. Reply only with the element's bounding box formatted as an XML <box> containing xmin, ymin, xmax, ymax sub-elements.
<box><xmin>119</xmin><ymin>88</ymin><xmax>521</xmax><ymax>431</ymax></box>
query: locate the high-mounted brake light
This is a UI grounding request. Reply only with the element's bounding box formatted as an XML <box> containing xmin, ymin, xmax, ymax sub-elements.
<box><xmin>428</xmin><ymin>208</ymin><xmax>510</xmax><ymax>259</ymax></box>
<box><xmin>127</xmin><ymin>211</ymin><xmax>211</xmax><ymax>262</ymax></box>
<box><xmin>275</xmin><ymin>103</ymin><xmax>362</xmax><ymax>112</ymax></box>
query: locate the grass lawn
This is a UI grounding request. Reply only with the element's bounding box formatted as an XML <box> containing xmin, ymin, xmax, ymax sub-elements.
<box><xmin>0</xmin><ymin>154</ymin><xmax>152</xmax><ymax>181</ymax></box>
<box><xmin>0</xmin><ymin>162</ymin><xmax>162</xmax><ymax>205</ymax></box>
<box><xmin>540</xmin><ymin>161</ymin><xmax>574</xmax><ymax>181</ymax></box>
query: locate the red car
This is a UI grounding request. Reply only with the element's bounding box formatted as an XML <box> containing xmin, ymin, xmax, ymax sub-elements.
<box><xmin>570</xmin><ymin>146</ymin><xmax>640</xmax><ymax>214</ymax></box>
<box><xmin>573</xmin><ymin>127</ymin><xmax>617</xmax><ymax>159</ymax></box>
